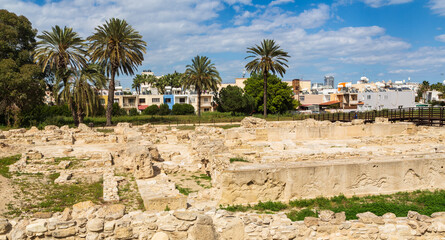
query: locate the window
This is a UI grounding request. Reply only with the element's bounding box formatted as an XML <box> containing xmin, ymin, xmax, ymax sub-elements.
<box><xmin>204</xmin><ymin>97</ymin><xmax>209</xmax><ymax>102</ymax></box>
<box><xmin>204</xmin><ymin>108</ymin><xmax>210</xmax><ymax>112</ymax></box>
<box><xmin>129</xmin><ymin>99</ymin><xmax>135</xmax><ymax>104</ymax></box>
<box><xmin>114</xmin><ymin>99</ymin><xmax>119</xmax><ymax>103</ymax></box>
<box><xmin>100</xmin><ymin>99</ymin><xmax>105</xmax><ymax>105</ymax></box>
<box><xmin>165</xmin><ymin>98</ymin><xmax>171</xmax><ymax>103</ymax></box>
<box><xmin>384</xmin><ymin>95</ymin><xmax>389</xmax><ymax>100</ymax></box>
<box><xmin>179</xmin><ymin>98</ymin><xmax>186</xmax><ymax>103</ymax></box>
<box><xmin>152</xmin><ymin>98</ymin><xmax>160</xmax><ymax>103</ymax></box>
<box><xmin>139</xmin><ymin>98</ymin><xmax>146</xmax><ymax>104</ymax></box>
<box><xmin>367</xmin><ymin>95</ymin><xmax>371</xmax><ymax>100</ymax></box>
<box><xmin>299</xmin><ymin>96</ymin><xmax>305</xmax><ymax>101</ymax></box>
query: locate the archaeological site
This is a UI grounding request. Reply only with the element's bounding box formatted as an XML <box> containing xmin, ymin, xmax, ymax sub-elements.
<box><xmin>1</xmin><ymin>117</ymin><xmax>445</xmax><ymax>239</ymax></box>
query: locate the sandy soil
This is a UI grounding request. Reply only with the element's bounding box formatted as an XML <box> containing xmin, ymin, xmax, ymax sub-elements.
<box><xmin>0</xmin><ymin>175</ymin><xmax>14</xmax><ymax>216</ymax></box>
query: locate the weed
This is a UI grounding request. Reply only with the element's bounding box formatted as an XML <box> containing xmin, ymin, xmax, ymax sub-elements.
<box><xmin>287</xmin><ymin>208</ymin><xmax>318</xmax><ymax>221</ymax></box>
<box><xmin>176</xmin><ymin>184</ymin><xmax>193</xmax><ymax>196</ymax></box>
<box><xmin>164</xmin><ymin>205</ymin><xmax>170</xmax><ymax>211</ymax></box>
<box><xmin>0</xmin><ymin>155</ymin><xmax>21</xmax><ymax>178</ymax></box>
<box><xmin>229</xmin><ymin>158</ymin><xmax>249</xmax><ymax>163</ymax></box>
<box><xmin>96</xmin><ymin>128</ymin><xmax>114</xmax><ymax>133</ymax></box>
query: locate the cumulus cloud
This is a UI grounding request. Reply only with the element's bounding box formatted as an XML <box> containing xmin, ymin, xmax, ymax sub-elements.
<box><xmin>435</xmin><ymin>34</ymin><xmax>445</xmax><ymax>42</ymax></box>
<box><xmin>361</xmin><ymin>0</ymin><xmax>413</xmax><ymax>8</ymax></box>
<box><xmin>269</xmin><ymin>0</ymin><xmax>294</xmax><ymax>7</ymax></box>
<box><xmin>2</xmin><ymin>0</ymin><xmax>444</xmax><ymax>84</ymax></box>
<box><xmin>429</xmin><ymin>0</ymin><xmax>445</xmax><ymax>16</ymax></box>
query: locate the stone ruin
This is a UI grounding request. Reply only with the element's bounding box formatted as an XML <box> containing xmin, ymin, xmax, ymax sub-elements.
<box><xmin>0</xmin><ymin>118</ymin><xmax>445</xmax><ymax>239</ymax></box>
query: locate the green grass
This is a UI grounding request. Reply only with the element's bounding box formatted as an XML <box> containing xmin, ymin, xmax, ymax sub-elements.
<box><xmin>229</xmin><ymin>158</ymin><xmax>249</xmax><ymax>163</ymax></box>
<box><xmin>192</xmin><ymin>174</ymin><xmax>211</xmax><ymax>181</ymax></box>
<box><xmin>220</xmin><ymin>190</ymin><xmax>445</xmax><ymax>221</ymax></box>
<box><xmin>96</xmin><ymin>128</ymin><xmax>114</xmax><ymax>133</ymax></box>
<box><xmin>175</xmin><ymin>184</ymin><xmax>193</xmax><ymax>196</ymax></box>
<box><xmin>0</xmin><ymin>155</ymin><xmax>21</xmax><ymax>178</ymax></box>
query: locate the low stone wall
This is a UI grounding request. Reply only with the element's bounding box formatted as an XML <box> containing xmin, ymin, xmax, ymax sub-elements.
<box><xmin>2</xmin><ymin>201</ymin><xmax>445</xmax><ymax>240</ymax></box>
<box><xmin>226</xmin><ymin>120</ymin><xmax>417</xmax><ymax>142</ymax></box>
<box><xmin>218</xmin><ymin>156</ymin><xmax>445</xmax><ymax>205</ymax></box>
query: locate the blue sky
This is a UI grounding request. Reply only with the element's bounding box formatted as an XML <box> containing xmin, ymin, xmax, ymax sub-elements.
<box><xmin>4</xmin><ymin>0</ymin><xmax>445</xmax><ymax>88</ymax></box>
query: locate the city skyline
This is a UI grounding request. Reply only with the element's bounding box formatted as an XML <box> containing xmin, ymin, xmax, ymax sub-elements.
<box><xmin>3</xmin><ymin>0</ymin><xmax>445</xmax><ymax>89</ymax></box>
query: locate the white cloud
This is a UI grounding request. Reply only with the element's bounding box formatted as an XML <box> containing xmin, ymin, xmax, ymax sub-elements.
<box><xmin>389</xmin><ymin>69</ymin><xmax>421</xmax><ymax>74</ymax></box>
<box><xmin>269</xmin><ymin>0</ymin><xmax>294</xmax><ymax>7</ymax></box>
<box><xmin>361</xmin><ymin>0</ymin><xmax>413</xmax><ymax>8</ymax></box>
<box><xmin>429</xmin><ymin>0</ymin><xmax>445</xmax><ymax>16</ymax></box>
<box><xmin>435</xmin><ymin>34</ymin><xmax>445</xmax><ymax>42</ymax></box>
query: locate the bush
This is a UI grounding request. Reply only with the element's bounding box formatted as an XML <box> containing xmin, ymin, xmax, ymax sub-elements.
<box><xmin>129</xmin><ymin>108</ymin><xmax>139</xmax><ymax>116</ymax></box>
<box><xmin>143</xmin><ymin>105</ymin><xmax>159</xmax><ymax>115</ymax></box>
<box><xmin>158</xmin><ymin>104</ymin><xmax>171</xmax><ymax>115</ymax></box>
<box><xmin>171</xmin><ymin>104</ymin><xmax>195</xmax><ymax>115</ymax></box>
<box><xmin>112</xmin><ymin>103</ymin><xmax>127</xmax><ymax>116</ymax></box>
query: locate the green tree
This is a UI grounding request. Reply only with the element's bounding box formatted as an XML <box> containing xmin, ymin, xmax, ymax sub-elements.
<box><xmin>132</xmin><ymin>74</ymin><xmax>154</xmax><ymax>94</ymax></box>
<box><xmin>88</xmin><ymin>18</ymin><xmax>146</xmax><ymax>126</ymax></box>
<box><xmin>216</xmin><ymin>85</ymin><xmax>255</xmax><ymax>115</ymax></box>
<box><xmin>418</xmin><ymin>81</ymin><xmax>430</xmax><ymax>102</ymax></box>
<box><xmin>71</xmin><ymin>64</ymin><xmax>107</xmax><ymax>123</ymax></box>
<box><xmin>244</xmin><ymin>73</ymin><xmax>296</xmax><ymax>114</ymax></box>
<box><xmin>155</xmin><ymin>72</ymin><xmax>183</xmax><ymax>94</ymax></box>
<box><xmin>34</xmin><ymin>25</ymin><xmax>87</xmax><ymax>125</ymax></box>
<box><xmin>0</xmin><ymin>10</ymin><xmax>45</xmax><ymax>127</ymax></box>
<box><xmin>245</xmin><ymin>39</ymin><xmax>290</xmax><ymax>117</ymax></box>
<box><xmin>182</xmin><ymin>56</ymin><xmax>221</xmax><ymax>116</ymax></box>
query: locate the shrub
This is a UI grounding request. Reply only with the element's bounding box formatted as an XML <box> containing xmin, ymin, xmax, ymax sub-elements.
<box><xmin>129</xmin><ymin>108</ymin><xmax>139</xmax><ymax>116</ymax></box>
<box><xmin>171</xmin><ymin>104</ymin><xmax>195</xmax><ymax>115</ymax></box>
<box><xmin>158</xmin><ymin>104</ymin><xmax>171</xmax><ymax>115</ymax></box>
<box><xmin>112</xmin><ymin>103</ymin><xmax>127</xmax><ymax>116</ymax></box>
<box><xmin>143</xmin><ymin>105</ymin><xmax>159</xmax><ymax>115</ymax></box>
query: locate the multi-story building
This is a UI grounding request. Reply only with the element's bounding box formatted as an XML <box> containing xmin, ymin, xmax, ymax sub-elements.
<box><xmin>358</xmin><ymin>89</ymin><xmax>416</xmax><ymax>111</ymax></box>
<box><xmin>324</xmin><ymin>76</ymin><xmax>334</xmax><ymax>88</ymax></box>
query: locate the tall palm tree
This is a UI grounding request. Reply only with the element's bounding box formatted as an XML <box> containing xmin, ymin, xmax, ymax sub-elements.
<box><xmin>71</xmin><ymin>64</ymin><xmax>107</xmax><ymax>123</ymax></box>
<box><xmin>34</xmin><ymin>25</ymin><xmax>87</xmax><ymax>125</ymax></box>
<box><xmin>245</xmin><ymin>39</ymin><xmax>290</xmax><ymax>117</ymax></box>
<box><xmin>87</xmin><ymin>18</ymin><xmax>146</xmax><ymax>126</ymax></box>
<box><xmin>132</xmin><ymin>74</ymin><xmax>150</xmax><ymax>94</ymax></box>
<box><xmin>183</xmin><ymin>55</ymin><xmax>222</xmax><ymax>116</ymax></box>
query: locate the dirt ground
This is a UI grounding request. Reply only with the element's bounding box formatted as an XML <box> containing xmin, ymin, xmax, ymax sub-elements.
<box><xmin>0</xmin><ymin>175</ymin><xmax>14</xmax><ymax>216</ymax></box>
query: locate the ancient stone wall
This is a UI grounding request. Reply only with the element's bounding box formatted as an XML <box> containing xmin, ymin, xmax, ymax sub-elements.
<box><xmin>218</xmin><ymin>156</ymin><xmax>445</xmax><ymax>205</ymax></box>
<box><xmin>2</xmin><ymin>201</ymin><xmax>445</xmax><ymax>240</ymax></box>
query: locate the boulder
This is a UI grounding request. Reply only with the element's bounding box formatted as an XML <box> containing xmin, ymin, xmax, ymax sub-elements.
<box><xmin>87</xmin><ymin>218</ymin><xmax>104</xmax><ymax>232</ymax></box>
<box><xmin>151</xmin><ymin>232</ymin><xmax>169</xmax><ymax>240</ymax></box>
<box><xmin>240</xmin><ymin>117</ymin><xmax>266</xmax><ymax>128</ymax></box>
<box><xmin>96</xmin><ymin>204</ymin><xmax>126</xmax><ymax>220</ymax></box>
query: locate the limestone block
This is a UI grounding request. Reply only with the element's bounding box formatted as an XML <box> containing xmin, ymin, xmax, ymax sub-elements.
<box><xmin>151</xmin><ymin>232</ymin><xmax>169</xmax><ymax>240</ymax></box>
<box><xmin>173</xmin><ymin>212</ymin><xmax>197</xmax><ymax>221</ymax></box>
<box><xmin>96</xmin><ymin>204</ymin><xmax>126</xmax><ymax>220</ymax></box>
<box><xmin>87</xmin><ymin>218</ymin><xmax>104</xmax><ymax>232</ymax></box>
<box><xmin>114</xmin><ymin>226</ymin><xmax>133</xmax><ymax>239</ymax></box>
<box><xmin>319</xmin><ymin>210</ymin><xmax>335</xmax><ymax>222</ymax></box>
<box><xmin>25</xmin><ymin>220</ymin><xmax>47</xmax><ymax>234</ymax></box>
<box><xmin>142</xmin><ymin>195</ymin><xmax>187</xmax><ymax>211</ymax></box>
<box><xmin>52</xmin><ymin>227</ymin><xmax>76</xmax><ymax>238</ymax></box>
<box><xmin>240</xmin><ymin>117</ymin><xmax>266</xmax><ymax>128</ymax></box>
<box><xmin>188</xmin><ymin>223</ymin><xmax>217</xmax><ymax>240</ymax></box>
<box><xmin>304</xmin><ymin>217</ymin><xmax>319</xmax><ymax>227</ymax></box>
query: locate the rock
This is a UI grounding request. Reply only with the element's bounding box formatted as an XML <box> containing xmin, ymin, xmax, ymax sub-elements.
<box><xmin>319</xmin><ymin>210</ymin><xmax>335</xmax><ymax>222</ymax></box>
<box><xmin>54</xmin><ymin>172</ymin><xmax>75</xmax><ymax>184</ymax></box>
<box><xmin>173</xmin><ymin>212</ymin><xmax>197</xmax><ymax>221</ymax></box>
<box><xmin>73</xmin><ymin>201</ymin><xmax>95</xmax><ymax>213</ymax></box>
<box><xmin>78</xmin><ymin>123</ymin><xmax>93</xmax><ymax>132</ymax></box>
<box><xmin>86</xmin><ymin>232</ymin><xmax>100</xmax><ymax>240</ymax></box>
<box><xmin>52</xmin><ymin>227</ymin><xmax>76</xmax><ymax>238</ymax></box>
<box><xmin>0</xmin><ymin>219</ymin><xmax>11</xmax><ymax>234</ymax></box>
<box><xmin>26</xmin><ymin>220</ymin><xmax>47</xmax><ymax>234</ymax></box>
<box><xmin>44</xmin><ymin>125</ymin><xmax>59</xmax><ymax>131</ymax></box>
<box><xmin>60</xmin><ymin>208</ymin><xmax>72</xmax><ymax>221</ymax></box>
<box><xmin>196</xmin><ymin>215</ymin><xmax>213</xmax><ymax>225</ymax></box>
<box><xmin>96</xmin><ymin>204</ymin><xmax>126</xmax><ymax>220</ymax></box>
<box><xmin>114</xmin><ymin>227</ymin><xmax>133</xmax><ymax>239</ymax></box>
<box><xmin>188</xmin><ymin>223</ymin><xmax>217</xmax><ymax>240</ymax></box>
<box><xmin>104</xmin><ymin>221</ymin><xmax>115</xmax><ymax>232</ymax></box>
<box><xmin>33</xmin><ymin>212</ymin><xmax>53</xmax><ymax>219</ymax></box>
<box><xmin>87</xmin><ymin>218</ymin><xmax>104</xmax><ymax>232</ymax></box>
<box><xmin>357</xmin><ymin>212</ymin><xmax>378</xmax><ymax>224</ymax></box>
<box><xmin>151</xmin><ymin>232</ymin><xmax>169</xmax><ymax>240</ymax></box>
<box><xmin>58</xmin><ymin>160</ymin><xmax>71</xmax><ymax>169</ymax></box>
<box><xmin>352</xmin><ymin>119</ymin><xmax>365</xmax><ymax>125</ymax></box>
<box><xmin>304</xmin><ymin>217</ymin><xmax>319</xmax><ymax>227</ymax></box>
<box><xmin>240</xmin><ymin>117</ymin><xmax>266</xmax><ymax>128</ymax></box>
<box><xmin>56</xmin><ymin>220</ymin><xmax>76</xmax><ymax>229</ymax></box>
<box><xmin>115</xmin><ymin>123</ymin><xmax>133</xmax><ymax>135</ymax></box>
<box><xmin>407</xmin><ymin>210</ymin><xmax>420</xmax><ymax>220</ymax></box>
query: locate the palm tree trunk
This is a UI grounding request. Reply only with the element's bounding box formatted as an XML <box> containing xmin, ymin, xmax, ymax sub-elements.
<box><xmin>263</xmin><ymin>72</ymin><xmax>267</xmax><ymax>117</ymax></box>
<box><xmin>106</xmin><ymin>68</ymin><xmax>116</xmax><ymax>126</ymax></box>
<box><xmin>197</xmin><ymin>88</ymin><xmax>201</xmax><ymax>117</ymax></box>
<box><xmin>69</xmin><ymin>97</ymin><xmax>79</xmax><ymax>126</ymax></box>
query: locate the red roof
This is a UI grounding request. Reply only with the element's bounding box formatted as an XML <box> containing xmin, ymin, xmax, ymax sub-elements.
<box><xmin>138</xmin><ymin>105</ymin><xmax>148</xmax><ymax>110</ymax></box>
<box><xmin>319</xmin><ymin>101</ymin><xmax>341</xmax><ymax>106</ymax></box>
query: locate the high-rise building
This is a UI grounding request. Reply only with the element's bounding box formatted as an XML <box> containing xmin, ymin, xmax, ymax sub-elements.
<box><xmin>324</xmin><ymin>76</ymin><xmax>334</xmax><ymax>88</ymax></box>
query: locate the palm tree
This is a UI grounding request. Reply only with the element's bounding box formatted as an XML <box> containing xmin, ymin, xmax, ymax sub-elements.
<box><xmin>132</xmin><ymin>74</ymin><xmax>150</xmax><ymax>94</ymax></box>
<box><xmin>245</xmin><ymin>39</ymin><xmax>290</xmax><ymax>117</ymax></box>
<box><xmin>87</xmin><ymin>18</ymin><xmax>146</xmax><ymax>126</ymax></box>
<box><xmin>71</xmin><ymin>64</ymin><xmax>107</xmax><ymax>123</ymax></box>
<box><xmin>34</xmin><ymin>25</ymin><xmax>87</xmax><ymax>125</ymax></box>
<box><xmin>183</xmin><ymin>55</ymin><xmax>222</xmax><ymax>116</ymax></box>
